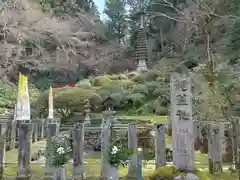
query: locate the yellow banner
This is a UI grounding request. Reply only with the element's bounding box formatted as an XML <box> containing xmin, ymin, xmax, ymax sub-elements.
<box><xmin>48</xmin><ymin>86</ymin><xmax>54</xmax><ymax>119</ymax></box>
<box><xmin>18</xmin><ymin>74</ymin><xmax>24</xmax><ymax>96</ymax></box>
<box><xmin>16</xmin><ymin>74</ymin><xmax>30</xmax><ymax>120</ymax></box>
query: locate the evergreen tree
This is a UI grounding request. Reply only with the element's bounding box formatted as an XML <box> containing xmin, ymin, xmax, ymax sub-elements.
<box><xmin>104</xmin><ymin>0</ymin><xmax>127</xmax><ymax>43</ymax></box>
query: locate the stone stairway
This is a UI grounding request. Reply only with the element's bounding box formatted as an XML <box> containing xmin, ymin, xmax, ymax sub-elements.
<box><xmin>136</xmin><ymin>28</ymin><xmax>149</xmax><ymax>71</ymax></box>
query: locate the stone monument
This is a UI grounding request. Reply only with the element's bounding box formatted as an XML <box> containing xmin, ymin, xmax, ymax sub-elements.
<box><xmin>170</xmin><ymin>73</ymin><xmax>195</xmax><ymax>171</ymax></box>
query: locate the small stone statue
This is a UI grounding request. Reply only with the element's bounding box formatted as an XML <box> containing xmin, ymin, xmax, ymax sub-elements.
<box><xmin>83</xmin><ymin>99</ymin><xmax>91</xmax><ymax>125</ymax></box>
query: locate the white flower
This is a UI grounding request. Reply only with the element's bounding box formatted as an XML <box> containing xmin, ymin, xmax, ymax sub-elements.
<box><xmin>57</xmin><ymin>147</ymin><xmax>65</xmax><ymax>155</ymax></box>
<box><xmin>111</xmin><ymin>146</ymin><xmax>119</xmax><ymax>154</ymax></box>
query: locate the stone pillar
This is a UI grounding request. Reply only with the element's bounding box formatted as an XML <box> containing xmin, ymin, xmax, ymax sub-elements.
<box><xmin>140</xmin><ymin>15</ymin><xmax>144</xmax><ymax>28</ymax></box>
<box><xmin>0</xmin><ymin>122</ymin><xmax>7</xmax><ymax>179</ymax></box>
<box><xmin>73</xmin><ymin>123</ymin><xmax>84</xmax><ymax>180</ymax></box>
<box><xmin>170</xmin><ymin>73</ymin><xmax>195</xmax><ymax>171</ymax></box>
<box><xmin>17</xmin><ymin>122</ymin><xmax>32</xmax><ymax>179</ymax></box>
<box><xmin>9</xmin><ymin>120</ymin><xmax>17</xmax><ymax>150</ymax></box>
<box><xmin>167</xmin><ymin>114</ymin><xmax>172</xmax><ymax>136</ymax></box>
<box><xmin>193</xmin><ymin>120</ymin><xmax>200</xmax><ymax>150</ymax></box>
<box><xmin>37</xmin><ymin>119</ymin><xmax>45</xmax><ymax>140</ymax></box>
<box><xmin>45</xmin><ymin>119</ymin><xmax>59</xmax><ymax>178</ymax></box>
<box><xmin>100</xmin><ymin>121</ymin><xmax>111</xmax><ymax>180</ymax></box>
<box><xmin>208</xmin><ymin>124</ymin><xmax>223</xmax><ymax>173</ymax></box>
<box><xmin>32</xmin><ymin>122</ymin><xmax>38</xmax><ymax>143</ymax></box>
<box><xmin>155</xmin><ymin>124</ymin><xmax>166</xmax><ymax>168</ymax></box>
<box><xmin>128</xmin><ymin>123</ymin><xmax>137</xmax><ymax>178</ymax></box>
<box><xmin>232</xmin><ymin>118</ymin><xmax>240</xmax><ymax>168</ymax></box>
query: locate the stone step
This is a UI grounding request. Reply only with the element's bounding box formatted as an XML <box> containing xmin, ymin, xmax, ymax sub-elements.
<box><xmin>137</xmin><ymin>43</ymin><xmax>147</xmax><ymax>45</ymax></box>
<box><xmin>137</xmin><ymin>35</ymin><xmax>146</xmax><ymax>38</ymax></box>
<box><xmin>137</xmin><ymin>43</ymin><xmax>147</xmax><ymax>46</ymax></box>
<box><xmin>136</xmin><ymin>56</ymin><xmax>148</xmax><ymax>59</ymax></box>
<box><xmin>136</xmin><ymin>55</ymin><xmax>148</xmax><ymax>59</ymax></box>
<box><xmin>136</xmin><ymin>52</ymin><xmax>148</xmax><ymax>56</ymax></box>
<box><xmin>136</xmin><ymin>46</ymin><xmax>147</xmax><ymax>49</ymax></box>
<box><xmin>137</xmin><ymin>38</ymin><xmax>147</xmax><ymax>41</ymax></box>
<box><xmin>136</xmin><ymin>49</ymin><xmax>147</xmax><ymax>53</ymax></box>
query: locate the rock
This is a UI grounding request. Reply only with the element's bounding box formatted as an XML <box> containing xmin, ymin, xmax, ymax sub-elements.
<box><xmin>183</xmin><ymin>173</ymin><xmax>200</xmax><ymax>180</ymax></box>
<box><xmin>174</xmin><ymin>175</ymin><xmax>183</xmax><ymax>180</ymax></box>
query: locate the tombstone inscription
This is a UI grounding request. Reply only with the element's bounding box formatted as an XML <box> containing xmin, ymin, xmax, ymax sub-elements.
<box><xmin>171</xmin><ymin>73</ymin><xmax>195</xmax><ymax>171</ymax></box>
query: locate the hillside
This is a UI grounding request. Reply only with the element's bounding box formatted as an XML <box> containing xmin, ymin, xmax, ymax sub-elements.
<box><xmin>0</xmin><ymin>0</ymin><xmax>134</xmax><ymax>89</ymax></box>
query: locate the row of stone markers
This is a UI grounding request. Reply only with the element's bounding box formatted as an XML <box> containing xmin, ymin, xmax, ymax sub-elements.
<box><xmin>0</xmin><ymin>117</ymin><xmax>58</xmax><ymax>179</ymax></box>
<box><xmin>0</xmin><ymin>115</ymin><xmax>168</xmax><ymax>179</ymax></box>
<box><xmin>0</xmin><ymin>116</ymin><xmax>45</xmax><ymax>151</ymax></box>
<box><xmin>99</xmin><ymin>111</ymin><xmax>167</xmax><ymax>179</ymax></box>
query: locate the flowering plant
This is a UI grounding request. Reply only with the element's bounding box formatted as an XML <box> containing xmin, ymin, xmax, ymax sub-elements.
<box><xmin>45</xmin><ymin>134</ymin><xmax>72</xmax><ymax>167</ymax></box>
<box><xmin>106</xmin><ymin>143</ymin><xmax>133</xmax><ymax>168</ymax></box>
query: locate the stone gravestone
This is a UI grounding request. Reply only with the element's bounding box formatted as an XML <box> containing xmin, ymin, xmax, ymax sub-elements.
<box><xmin>45</xmin><ymin>118</ymin><xmax>59</xmax><ymax>178</ymax></box>
<box><xmin>128</xmin><ymin>123</ymin><xmax>138</xmax><ymax>178</ymax></box>
<box><xmin>100</xmin><ymin>115</ymin><xmax>111</xmax><ymax>180</ymax></box>
<box><xmin>17</xmin><ymin>121</ymin><xmax>32</xmax><ymax>179</ymax></box>
<box><xmin>232</xmin><ymin>118</ymin><xmax>240</xmax><ymax>168</ymax></box>
<box><xmin>72</xmin><ymin>123</ymin><xmax>84</xmax><ymax>180</ymax></box>
<box><xmin>0</xmin><ymin>122</ymin><xmax>7</xmax><ymax>179</ymax></box>
<box><xmin>155</xmin><ymin>124</ymin><xmax>166</xmax><ymax>168</ymax></box>
<box><xmin>208</xmin><ymin>124</ymin><xmax>223</xmax><ymax>173</ymax></box>
<box><xmin>170</xmin><ymin>73</ymin><xmax>195</xmax><ymax>171</ymax></box>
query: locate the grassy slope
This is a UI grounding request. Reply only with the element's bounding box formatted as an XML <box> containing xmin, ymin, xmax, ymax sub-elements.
<box><xmin>3</xmin><ymin>115</ymin><xmax>238</xmax><ymax>179</ymax></box>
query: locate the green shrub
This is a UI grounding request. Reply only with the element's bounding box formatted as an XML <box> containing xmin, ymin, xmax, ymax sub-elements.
<box><xmin>126</xmin><ymin>93</ymin><xmax>145</xmax><ymax>109</ymax></box>
<box><xmin>127</xmin><ymin>71</ymin><xmax>139</xmax><ymax>79</ymax></box>
<box><xmin>35</xmin><ymin>87</ymin><xmax>102</xmax><ymax>117</ymax></box>
<box><xmin>114</xmin><ymin>79</ymin><xmax>134</xmax><ymax>89</ymax></box>
<box><xmin>109</xmin><ymin>92</ymin><xmax>126</xmax><ymax>107</ymax></box>
<box><xmin>76</xmin><ymin>79</ymin><xmax>91</xmax><ymax>87</ymax></box>
<box><xmin>155</xmin><ymin>106</ymin><xmax>168</xmax><ymax>115</ymax></box>
<box><xmin>154</xmin><ymin>96</ymin><xmax>169</xmax><ymax>107</ymax></box>
<box><xmin>145</xmin><ymin>81</ymin><xmax>160</xmax><ymax>95</ymax></box>
<box><xmin>137</xmin><ymin>103</ymin><xmax>155</xmax><ymax>115</ymax></box>
<box><xmin>132</xmin><ymin>84</ymin><xmax>148</xmax><ymax>95</ymax></box>
<box><xmin>92</xmin><ymin>76</ymin><xmax>112</xmax><ymax>86</ymax></box>
<box><xmin>152</xmin><ymin>88</ymin><xmax>164</xmax><ymax>97</ymax></box>
<box><xmin>99</xmin><ymin>84</ymin><xmax>123</xmax><ymax>93</ymax></box>
<box><xmin>132</xmin><ymin>74</ymin><xmax>145</xmax><ymax>83</ymax></box>
<box><xmin>109</xmin><ymin>74</ymin><xmax>128</xmax><ymax>80</ymax></box>
<box><xmin>142</xmin><ymin>70</ymin><xmax>161</xmax><ymax>81</ymax></box>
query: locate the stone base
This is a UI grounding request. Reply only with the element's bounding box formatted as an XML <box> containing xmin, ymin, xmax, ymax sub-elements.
<box><xmin>16</xmin><ymin>176</ymin><xmax>31</xmax><ymax>180</ymax></box>
<box><xmin>137</xmin><ymin>65</ymin><xmax>147</xmax><ymax>72</ymax></box>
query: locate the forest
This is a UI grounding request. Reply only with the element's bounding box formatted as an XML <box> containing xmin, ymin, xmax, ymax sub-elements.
<box><xmin>0</xmin><ymin>0</ymin><xmax>239</xmax><ymax>119</ymax></box>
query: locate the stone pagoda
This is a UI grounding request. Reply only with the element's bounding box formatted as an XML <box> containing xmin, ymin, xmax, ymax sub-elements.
<box><xmin>136</xmin><ymin>12</ymin><xmax>148</xmax><ymax>72</ymax></box>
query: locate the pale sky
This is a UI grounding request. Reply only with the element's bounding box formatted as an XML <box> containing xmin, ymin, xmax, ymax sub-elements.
<box><xmin>93</xmin><ymin>0</ymin><xmax>104</xmax><ymax>18</ymax></box>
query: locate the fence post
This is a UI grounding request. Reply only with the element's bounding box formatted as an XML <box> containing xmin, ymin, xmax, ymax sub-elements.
<box><xmin>0</xmin><ymin>122</ymin><xmax>7</xmax><ymax>179</ymax></box>
<box><xmin>32</xmin><ymin>122</ymin><xmax>38</xmax><ymax>143</ymax></box>
<box><xmin>208</xmin><ymin>124</ymin><xmax>223</xmax><ymax>173</ymax></box>
<box><xmin>73</xmin><ymin>123</ymin><xmax>84</xmax><ymax>180</ymax></box>
<box><xmin>137</xmin><ymin>147</ymin><xmax>142</xmax><ymax>180</ymax></box>
<box><xmin>128</xmin><ymin>123</ymin><xmax>137</xmax><ymax>179</ymax></box>
<box><xmin>155</xmin><ymin>124</ymin><xmax>166</xmax><ymax>168</ymax></box>
<box><xmin>37</xmin><ymin>119</ymin><xmax>45</xmax><ymax>140</ymax></box>
<box><xmin>45</xmin><ymin>118</ymin><xmax>59</xmax><ymax>178</ymax></box>
<box><xmin>17</xmin><ymin>121</ymin><xmax>32</xmax><ymax>179</ymax></box>
<box><xmin>10</xmin><ymin>120</ymin><xmax>17</xmax><ymax>150</ymax></box>
<box><xmin>100</xmin><ymin>119</ymin><xmax>111</xmax><ymax>180</ymax></box>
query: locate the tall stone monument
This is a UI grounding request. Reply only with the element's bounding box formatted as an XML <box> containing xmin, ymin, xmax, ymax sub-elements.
<box><xmin>136</xmin><ymin>12</ymin><xmax>148</xmax><ymax>72</ymax></box>
<box><xmin>170</xmin><ymin>73</ymin><xmax>195</xmax><ymax>171</ymax></box>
